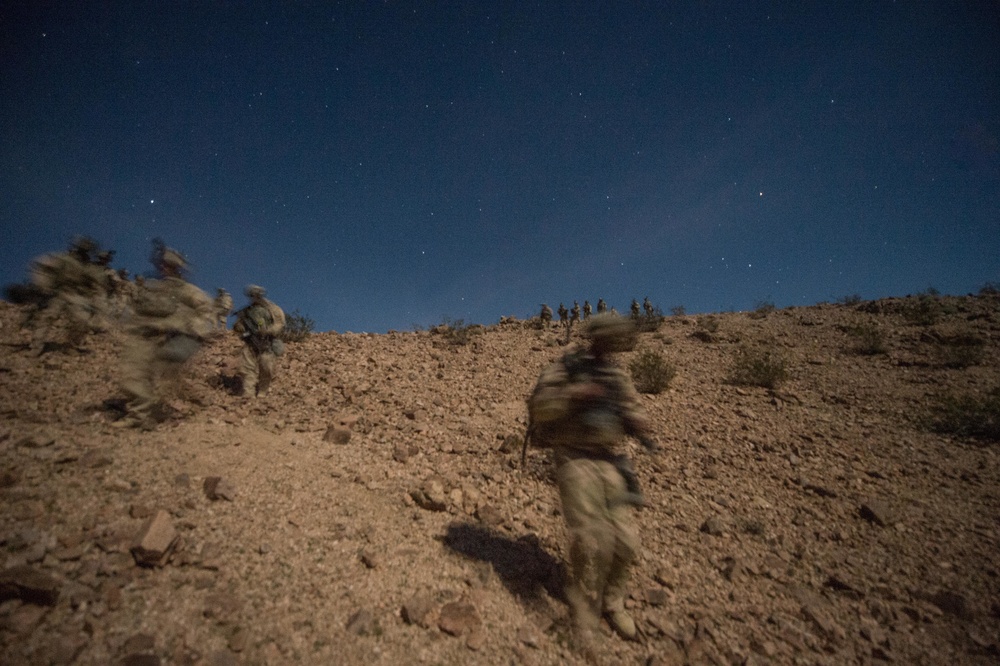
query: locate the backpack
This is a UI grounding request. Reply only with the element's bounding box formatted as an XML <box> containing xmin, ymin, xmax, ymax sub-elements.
<box><xmin>238</xmin><ymin>303</ymin><xmax>273</xmax><ymax>336</ymax></box>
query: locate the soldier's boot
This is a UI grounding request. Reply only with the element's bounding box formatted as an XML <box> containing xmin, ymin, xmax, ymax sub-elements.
<box><xmin>565</xmin><ymin>583</ymin><xmax>600</xmax><ymax>658</ymax></box>
<box><xmin>603</xmin><ymin>589</ymin><xmax>637</xmax><ymax>641</ymax></box>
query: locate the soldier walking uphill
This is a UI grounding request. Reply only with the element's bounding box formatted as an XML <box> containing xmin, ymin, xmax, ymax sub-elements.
<box><xmin>526</xmin><ymin>314</ymin><xmax>658</xmax><ymax>653</ymax></box>
<box><xmin>117</xmin><ymin>241</ymin><xmax>215</xmax><ymax>427</ymax></box>
<box><xmin>232</xmin><ymin>285</ymin><xmax>285</xmax><ymax>398</ymax></box>
<box><xmin>22</xmin><ymin>236</ymin><xmax>110</xmax><ymax>352</ymax></box>
<box><xmin>539</xmin><ymin>303</ymin><xmax>553</xmax><ymax>326</ymax></box>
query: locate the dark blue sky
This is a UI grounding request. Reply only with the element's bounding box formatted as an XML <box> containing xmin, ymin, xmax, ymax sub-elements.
<box><xmin>3</xmin><ymin>2</ymin><xmax>998</xmax><ymax>332</ymax></box>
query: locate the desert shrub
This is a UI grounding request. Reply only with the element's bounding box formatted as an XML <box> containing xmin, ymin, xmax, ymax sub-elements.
<box><xmin>750</xmin><ymin>300</ymin><xmax>776</xmax><ymax>319</ymax></box>
<box><xmin>727</xmin><ymin>346</ymin><xmax>788</xmax><ymax>389</ymax></box>
<box><xmin>637</xmin><ymin>309</ymin><xmax>665</xmax><ymax>333</ymax></box>
<box><xmin>280</xmin><ymin>309</ymin><xmax>315</xmax><ymax>343</ymax></box>
<box><xmin>837</xmin><ymin>294</ymin><xmax>863</xmax><ymax>306</ymax></box>
<box><xmin>670</xmin><ymin>305</ymin><xmax>686</xmax><ymax>317</ymax></box>
<box><xmin>433</xmin><ymin>317</ymin><xmax>481</xmax><ymax>346</ymax></box>
<box><xmin>979</xmin><ymin>282</ymin><xmax>1000</xmax><ymax>296</ymax></box>
<box><xmin>844</xmin><ymin>323</ymin><xmax>888</xmax><ymax>355</ymax></box>
<box><xmin>691</xmin><ymin>316</ymin><xmax>719</xmax><ymax>343</ymax></box>
<box><xmin>902</xmin><ymin>293</ymin><xmax>941</xmax><ymax>326</ymax></box>
<box><xmin>936</xmin><ymin>335</ymin><xmax>985</xmax><ymax>369</ymax></box>
<box><xmin>628</xmin><ymin>349</ymin><xmax>676</xmax><ymax>394</ymax></box>
<box><xmin>928</xmin><ymin>386</ymin><xmax>1000</xmax><ymax>442</ymax></box>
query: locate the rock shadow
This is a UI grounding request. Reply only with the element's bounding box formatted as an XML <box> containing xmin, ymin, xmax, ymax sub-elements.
<box><xmin>442</xmin><ymin>522</ymin><xmax>565</xmax><ymax>606</ymax></box>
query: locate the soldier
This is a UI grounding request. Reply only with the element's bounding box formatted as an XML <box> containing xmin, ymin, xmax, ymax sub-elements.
<box><xmin>630</xmin><ymin>299</ymin><xmax>640</xmax><ymax>319</ymax></box>
<box><xmin>596</xmin><ymin>298</ymin><xmax>607</xmax><ymax>314</ymax></box>
<box><xmin>213</xmin><ymin>288</ymin><xmax>233</xmax><ymax>331</ymax></box>
<box><xmin>583</xmin><ymin>300</ymin><xmax>592</xmax><ymax>320</ymax></box>
<box><xmin>527</xmin><ymin>314</ymin><xmax>657</xmax><ymax>652</ymax></box>
<box><xmin>570</xmin><ymin>301</ymin><xmax>581</xmax><ymax>324</ymax></box>
<box><xmin>539</xmin><ymin>303</ymin><xmax>553</xmax><ymax>325</ymax></box>
<box><xmin>117</xmin><ymin>241</ymin><xmax>215</xmax><ymax>426</ymax></box>
<box><xmin>558</xmin><ymin>303</ymin><xmax>569</xmax><ymax>326</ymax></box>
<box><xmin>27</xmin><ymin>236</ymin><xmax>109</xmax><ymax>351</ymax></box>
<box><xmin>643</xmin><ymin>297</ymin><xmax>654</xmax><ymax>318</ymax></box>
<box><xmin>232</xmin><ymin>285</ymin><xmax>286</xmax><ymax>398</ymax></box>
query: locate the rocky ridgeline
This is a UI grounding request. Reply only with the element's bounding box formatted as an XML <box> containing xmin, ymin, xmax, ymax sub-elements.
<box><xmin>0</xmin><ymin>294</ymin><xmax>999</xmax><ymax>665</ymax></box>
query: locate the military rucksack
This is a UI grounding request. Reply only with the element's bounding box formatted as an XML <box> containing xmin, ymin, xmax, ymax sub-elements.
<box><xmin>237</xmin><ymin>303</ymin><xmax>273</xmax><ymax>336</ymax></box>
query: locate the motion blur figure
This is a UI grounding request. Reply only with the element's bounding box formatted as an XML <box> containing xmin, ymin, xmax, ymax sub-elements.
<box><xmin>117</xmin><ymin>241</ymin><xmax>215</xmax><ymax>426</ymax></box>
<box><xmin>213</xmin><ymin>288</ymin><xmax>233</xmax><ymax>331</ymax></box>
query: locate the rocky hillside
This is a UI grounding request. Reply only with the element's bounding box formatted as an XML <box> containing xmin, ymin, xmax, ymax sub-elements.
<box><xmin>1</xmin><ymin>294</ymin><xmax>999</xmax><ymax>665</ymax></box>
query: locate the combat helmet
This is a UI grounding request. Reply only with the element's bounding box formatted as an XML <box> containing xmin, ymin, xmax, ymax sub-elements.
<box><xmin>245</xmin><ymin>284</ymin><xmax>266</xmax><ymax>299</ymax></box>
<box><xmin>584</xmin><ymin>313</ymin><xmax>638</xmax><ymax>353</ymax></box>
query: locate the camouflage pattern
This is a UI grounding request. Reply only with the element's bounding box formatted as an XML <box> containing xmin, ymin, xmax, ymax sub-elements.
<box><xmin>630</xmin><ymin>299</ymin><xmax>640</xmax><ymax>318</ymax></box>
<box><xmin>557</xmin><ymin>303</ymin><xmax>569</xmax><ymax>324</ymax></box>
<box><xmin>570</xmin><ymin>301</ymin><xmax>581</xmax><ymax>324</ymax></box>
<box><xmin>527</xmin><ymin>314</ymin><xmax>650</xmax><ymax>645</ymax></box>
<box><xmin>596</xmin><ymin>298</ymin><xmax>607</xmax><ymax>314</ymax></box>
<box><xmin>214</xmin><ymin>288</ymin><xmax>233</xmax><ymax>330</ymax></box>
<box><xmin>583</xmin><ymin>300</ymin><xmax>592</xmax><ymax>319</ymax></box>
<box><xmin>233</xmin><ymin>286</ymin><xmax>286</xmax><ymax>398</ymax></box>
<box><xmin>643</xmin><ymin>297</ymin><xmax>654</xmax><ymax>317</ymax></box>
<box><xmin>28</xmin><ymin>249</ymin><xmax>109</xmax><ymax>349</ymax></box>
<box><xmin>119</xmin><ymin>246</ymin><xmax>215</xmax><ymax>423</ymax></box>
<box><xmin>539</xmin><ymin>303</ymin><xmax>553</xmax><ymax>324</ymax></box>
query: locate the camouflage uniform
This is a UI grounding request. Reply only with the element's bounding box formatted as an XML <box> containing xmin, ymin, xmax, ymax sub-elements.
<box><xmin>557</xmin><ymin>303</ymin><xmax>569</xmax><ymax>325</ymax></box>
<box><xmin>539</xmin><ymin>303</ymin><xmax>553</xmax><ymax>325</ymax></box>
<box><xmin>643</xmin><ymin>297</ymin><xmax>654</xmax><ymax>318</ymax></box>
<box><xmin>28</xmin><ymin>237</ymin><xmax>109</xmax><ymax>350</ymax></box>
<box><xmin>528</xmin><ymin>314</ymin><xmax>654</xmax><ymax>647</ymax></box>
<box><xmin>596</xmin><ymin>298</ymin><xmax>607</xmax><ymax>314</ymax></box>
<box><xmin>119</xmin><ymin>245</ymin><xmax>215</xmax><ymax>424</ymax></box>
<box><xmin>213</xmin><ymin>288</ymin><xmax>233</xmax><ymax>330</ymax></box>
<box><xmin>630</xmin><ymin>299</ymin><xmax>640</xmax><ymax>319</ymax></box>
<box><xmin>233</xmin><ymin>285</ymin><xmax>285</xmax><ymax>398</ymax></box>
<box><xmin>583</xmin><ymin>301</ymin><xmax>592</xmax><ymax>320</ymax></box>
<box><xmin>570</xmin><ymin>301</ymin><xmax>581</xmax><ymax>324</ymax></box>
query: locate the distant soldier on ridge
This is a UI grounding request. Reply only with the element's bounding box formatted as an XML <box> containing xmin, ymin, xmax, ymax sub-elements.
<box><xmin>596</xmin><ymin>298</ymin><xmax>607</xmax><ymax>314</ymax></box>
<box><xmin>233</xmin><ymin>285</ymin><xmax>286</xmax><ymax>398</ymax></box>
<box><xmin>213</xmin><ymin>288</ymin><xmax>233</xmax><ymax>331</ymax></box>
<box><xmin>539</xmin><ymin>303</ymin><xmax>553</xmax><ymax>326</ymax></box>
<box><xmin>583</xmin><ymin>300</ymin><xmax>592</xmax><ymax>320</ymax></box>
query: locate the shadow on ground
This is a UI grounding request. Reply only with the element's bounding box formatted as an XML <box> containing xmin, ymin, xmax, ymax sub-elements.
<box><xmin>441</xmin><ymin>522</ymin><xmax>566</xmax><ymax>607</ymax></box>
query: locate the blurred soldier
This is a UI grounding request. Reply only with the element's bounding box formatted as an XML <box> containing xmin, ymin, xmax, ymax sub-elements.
<box><xmin>643</xmin><ymin>297</ymin><xmax>654</xmax><ymax>318</ymax></box>
<box><xmin>27</xmin><ymin>236</ymin><xmax>109</xmax><ymax>351</ymax></box>
<box><xmin>630</xmin><ymin>299</ymin><xmax>640</xmax><ymax>319</ymax></box>
<box><xmin>570</xmin><ymin>301</ymin><xmax>581</xmax><ymax>324</ymax></box>
<box><xmin>596</xmin><ymin>298</ymin><xmax>607</xmax><ymax>314</ymax></box>
<box><xmin>232</xmin><ymin>285</ymin><xmax>285</xmax><ymax>398</ymax></box>
<box><xmin>583</xmin><ymin>300</ymin><xmax>592</xmax><ymax>320</ymax></box>
<box><xmin>539</xmin><ymin>303</ymin><xmax>553</xmax><ymax>325</ymax></box>
<box><xmin>117</xmin><ymin>241</ymin><xmax>215</xmax><ymax>426</ymax></box>
<box><xmin>527</xmin><ymin>314</ymin><xmax>657</xmax><ymax>652</ymax></box>
<box><xmin>213</xmin><ymin>288</ymin><xmax>233</xmax><ymax>331</ymax></box>
<box><xmin>558</xmin><ymin>303</ymin><xmax>569</xmax><ymax>326</ymax></box>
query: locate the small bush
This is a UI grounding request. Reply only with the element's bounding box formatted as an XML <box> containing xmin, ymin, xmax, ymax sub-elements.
<box><xmin>628</xmin><ymin>349</ymin><xmax>676</xmax><ymax>394</ymax></box>
<box><xmin>844</xmin><ymin>323</ymin><xmax>888</xmax><ymax>355</ymax></box>
<box><xmin>837</xmin><ymin>294</ymin><xmax>863</xmax><ymax>306</ymax></box>
<box><xmin>979</xmin><ymin>282</ymin><xmax>1000</xmax><ymax>296</ymax></box>
<box><xmin>936</xmin><ymin>335</ymin><xmax>985</xmax><ymax>369</ymax></box>
<box><xmin>697</xmin><ymin>316</ymin><xmax>719</xmax><ymax>333</ymax></box>
<box><xmin>902</xmin><ymin>294</ymin><xmax>941</xmax><ymax>326</ymax></box>
<box><xmin>637</xmin><ymin>309</ymin><xmax>666</xmax><ymax>333</ymax></box>
<box><xmin>281</xmin><ymin>309</ymin><xmax>315</xmax><ymax>343</ymax></box>
<box><xmin>727</xmin><ymin>346</ymin><xmax>789</xmax><ymax>389</ymax></box>
<box><xmin>670</xmin><ymin>305</ymin><xmax>686</xmax><ymax>317</ymax></box>
<box><xmin>433</xmin><ymin>317</ymin><xmax>481</xmax><ymax>346</ymax></box>
<box><xmin>750</xmin><ymin>300</ymin><xmax>776</xmax><ymax>318</ymax></box>
<box><xmin>929</xmin><ymin>386</ymin><xmax>1000</xmax><ymax>442</ymax></box>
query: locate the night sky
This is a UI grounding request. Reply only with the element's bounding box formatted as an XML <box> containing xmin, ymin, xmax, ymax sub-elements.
<box><xmin>3</xmin><ymin>2</ymin><xmax>998</xmax><ymax>333</ymax></box>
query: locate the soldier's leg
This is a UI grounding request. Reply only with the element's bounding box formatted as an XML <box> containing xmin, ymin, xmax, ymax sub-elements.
<box><xmin>239</xmin><ymin>344</ymin><xmax>260</xmax><ymax>397</ymax></box>
<box><xmin>256</xmin><ymin>350</ymin><xmax>276</xmax><ymax>396</ymax></box>
<box><xmin>601</xmin><ymin>466</ymin><xmax>640</xmax><ymax>639</ymax></box>
<box><xmin>120</xmin><ymin>337</ymin><xmax>159</xmax><ymax>419</ymax></box>
<box><xmin>557</xmin><ymin>459</ymin><xmax>618</xmax><ymax>645</ymax></box>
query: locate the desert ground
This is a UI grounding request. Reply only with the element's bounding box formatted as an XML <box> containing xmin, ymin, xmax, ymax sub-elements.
<box><xmin>1</xmin><ymin>293</ymin><xmax>999</xmax><ymax>665</ymax></box>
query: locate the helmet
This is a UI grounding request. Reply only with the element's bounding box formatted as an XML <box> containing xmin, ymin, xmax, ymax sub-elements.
<box><xmin>584</xmin><ymin>313</ymin><xmax>638</xmax><ymax>352</ymax></box>
<box><xmin>160</xmin><ymin>248</ymin><xmax>187</xmax><ymax>270</ymax></box>
<box><xmin>245</xmin><ymin>284</ymin><xmax>266</xmax><ymax>299</ymax></box>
